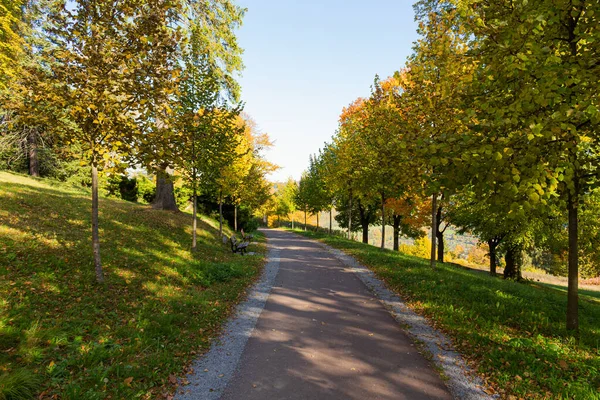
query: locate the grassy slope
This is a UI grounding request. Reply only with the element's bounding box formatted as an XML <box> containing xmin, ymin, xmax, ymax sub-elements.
<box><xmin>0</xmin><ymin>172</ymin><xmax>265</xmax><ymax>399</ymax></box>
<box><xmin>292</xmin><ymin>229</ymin><xmax>600</xmax><ymax>400</ymax></box>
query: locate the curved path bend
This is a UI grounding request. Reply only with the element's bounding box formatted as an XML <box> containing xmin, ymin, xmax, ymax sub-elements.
<box><xmin>180</xmin><ymin>229</ymin><xmax>454</xmax><ymax>399</ymax></box>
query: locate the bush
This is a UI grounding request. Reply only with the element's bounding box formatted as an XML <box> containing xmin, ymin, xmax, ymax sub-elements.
<box><xmin>104</xmin><ymin>174</ymin><xmax>138</xmax><ymax>202</ymax></box>
<box><xmin>135</xmin><ymin>173</ymin><xmax>156</xmax><ymax>204</ymax></box>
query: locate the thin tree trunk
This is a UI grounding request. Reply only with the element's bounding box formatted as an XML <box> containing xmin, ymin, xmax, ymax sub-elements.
<box><xmin>316</xmin><ymin>212</ymin><xmax>319</xmax><ymax>231</ymax></box>
<box><xmin>292</xmin><ymin>214</ymin><xmax>294</xmax><ymax>229</ymax></box>
<box><xmin>91</xmin><ymin>162</ymin><xmax>104</xmax><ymax>283</ymax></box>
<box><xmin>152</xmin><ymin>165</ymin><xmax>179</xmax><ymax>211</ymax></box>
<box><xmin>219</xmin><ymin>190</ymin><xmax>223</xmax><ymax>238</ymax></box>
<box><xmin>567</xmin><ymin>190</ymin><xmax>579</xmax><ymax>332</ymax></box>
<box><xmin>487</xmin><ymin>239</ymin><xmax>497</xmax><ymax>276</ymax></box>
<box><xmin>430</xmin><ymin>193</ymin><xmax>437</xmax><ymax>268</ymax></box>
<box><xmin>28</xmin><ymin>130</ymin><xmax>39</xmax><ymax>177</ymax></box>
<box><xmin>348</xmin><ymin>190</ymin><xmax>352</xmax><ymax>240</ymax></box>
<box><xmin>329</xmin><ymin>207</ymin><xmax>333</xmax><ymax>234</ymax></box>
<box><xmin>436</xmin><ymin>206</ymin><xmax>444</xmax><ymax>262</ymax></box>
<box><xmin>304</xmin><ymin>209</ymin><xmax>307</xmax><ymax>231</ymax></box>
<box><xmin>380</xmin><ymin>191</ymin><xmax>385</xmax><ymax>250</ymax></box>
<box><xmin>234</xmin><ymin>205</ymin><xmax>238</xmax><ymax>232</ymax></box>
<box><xmin>393</xmin><ymin>214</ymin><xmax>401</xmax><ymax>251</ymax></box>
<box><xmin>192</xmin><ymin>193</ymin><xmax>198</xmax><ymax>251</ymax></box>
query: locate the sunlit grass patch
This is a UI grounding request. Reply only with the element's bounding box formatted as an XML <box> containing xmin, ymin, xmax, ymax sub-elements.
<box><xmin>0</xmin><ymin>171</ymin><xmax>266</xmax><ymax>398</ymax></box>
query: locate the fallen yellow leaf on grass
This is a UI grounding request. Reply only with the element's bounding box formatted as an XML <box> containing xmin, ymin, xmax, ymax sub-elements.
<box><xmin>124</xmin><ymin>377</ymin><xmax>133</xmax><ymax>387</ymax></box>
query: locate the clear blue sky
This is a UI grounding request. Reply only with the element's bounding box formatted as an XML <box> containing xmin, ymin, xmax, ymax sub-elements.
<box><xmin>236</xmin><ymin>0</ymin><xmax>419</xmax><ymax>182</ymax></box>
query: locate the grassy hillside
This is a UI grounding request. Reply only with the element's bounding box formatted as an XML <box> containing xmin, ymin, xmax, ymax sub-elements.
<box><xmin>292</xmin><ymin>229</ymin><xmax>600</xmax><ymax>400</ymax></box>
<box><xmin>0</xmin><ymin>172</ymin><xmax>265</xmax><ymax>399</ymax></box>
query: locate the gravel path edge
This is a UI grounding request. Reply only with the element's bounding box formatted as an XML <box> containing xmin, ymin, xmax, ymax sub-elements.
<box><xmin>317</xmin><ymin>240</ymin><xmax>496</xmax><ymax>400</ymax></box>
<box><xmin>174</xmin><ymin>245</ymin><xmax>281</xmax><ymax>400</ymax></box>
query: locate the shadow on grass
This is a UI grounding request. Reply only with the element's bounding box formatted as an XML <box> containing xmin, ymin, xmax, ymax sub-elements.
<box><xmin>0</xmin><ymin>175</ymin><xmax>265</xmax><ymax>399</ymax></box>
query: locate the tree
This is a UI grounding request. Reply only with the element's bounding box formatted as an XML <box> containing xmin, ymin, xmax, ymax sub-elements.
<box><xmin>0</xmin><ymin>0</ymin><xmax>25</xmax><ymax>88</ymax></box>
<box><xmin>385</xmin><ymin>195</ymin><xmax>430</xmax><ymax>251</ymax></box>
<box><xmin>457</xmin><ymin>0</ymin><xmax>600</xmax><ymax>332</ymax></box>
<box><xmin>401</xmin><ymin>1</ymin><xmax>473</xmax><ymax>267</ymax></box>
<box><xmin>44</xmin><ymin>0</ymin><xmax>182</xmax><ymax>282</ymax></box>
<box><xmin>296</xmin><ymin>172</ymin><xmax>311</xmax><ymax>231</ymax></box>
<box><xmin>146</xmin><ymin>0</ymin><xmax>246</xmax><ymax>211</ymax></box>
<box><xmin>274</xmin><ymin>178</ymin><xmax>297</xmax><ymax>228</ymax></box>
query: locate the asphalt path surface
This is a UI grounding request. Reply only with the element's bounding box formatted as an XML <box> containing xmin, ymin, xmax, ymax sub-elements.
<box><xmin>220</xmin><ymin>229</ymin><xmax>452</xmax><ymax>400</ymax></box>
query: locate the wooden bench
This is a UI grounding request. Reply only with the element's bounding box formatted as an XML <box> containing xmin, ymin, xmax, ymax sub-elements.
<box><xmin>240</xmin><ymin>229</ymin><xmax>254</xmax><ymax>243</ymax></box>
<box><xmin>230</xmin><ymin>235</ymin><xmax>249</xmax><ymax>255</ymax></box>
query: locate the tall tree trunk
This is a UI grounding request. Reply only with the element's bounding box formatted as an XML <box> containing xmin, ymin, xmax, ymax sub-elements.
<box><xmin>292</xmin><ymin>214</ymin><xmax>294</xmax><ymax>229</ymax></box>
<box><xmin>567</xmin><ymin>190</ymin><xmax>579</xmax><ymax>332</ymax></box>
<box><xmin>219</xmin><ymin>190</ymin><xmax>223</xmax><ymax>238</ymax></box>
<box><xmin>359</xmin><ymin>203</ymin><xmax>368</xmax><ymax>244</ymax></box>
<box><xmin>278</xmin><ymin>215</ymin><xmax>281</xmax><ymax>227</ymax></box>
<box><xmin>436</xmin><ymin>206</ymin><xmax>444</xmax><ymax>262</ymax></box>
<box><xmin>362</xmin><ymin>223</ymin><xmax>369</xmax><ymax>244</ymax></box>
<box><xmin>192</xmin><ymin>193</ymin><xmax>198</xmax><ymax>251</ymax></box>
<box><xmin>503</xmin><ymin>246</ymin><xmax>522</xmax><ymax>280</ymax></box>
<box><xmin>393</xmin><ymin>214</ymin><xmax>401</xmax><ymax>251</ymax></box>
<box><xmin>430</xmin><ymin>193</ymin><xmax>437</xmax><ymax>268</ymax></box>
<box><xmin>329</xmin><ymin>207</ymin><xmax>333</xmax><ymax>234</ymax></box>
<box><xmin>487</xmin><ymin>239</ymin><xmax>497</xmax><ymax>276</ymax></box>
<box><xmin>348</xmin><ymin>190</ymin><xmax>353</xmax><ymax>240</ymax></box>
<box><xmin>234</xmin><ymin>205</ymin><xmax>238</xmax><ymax>232</ymax></box>
<box><xmin>27</xmin><ymin>130</ymin><xmax>39</xmax><ymax>177</ymax></box>
<box><xmin>152</xmin><ymin>165</ymin><xmax>179</xmax><ymax>211</ymax></box>
<box><xmin>91</xmin><ymin>162</ymin><xmax>104</xmax><ymax>283</ymax></box>
<box><xmin>380</xmin><ymin>191</ymin><xmax>385</xmax><ymax>250</ymax></box>
<box><xmin>304</xmin><ymin>208</ymin><xmax>307</xmax><ymax>231</ymax></box>
<box><xmin>316</xmin><ymin>212</ymin><xmax>319</xmax><ymax>231</ymax></box>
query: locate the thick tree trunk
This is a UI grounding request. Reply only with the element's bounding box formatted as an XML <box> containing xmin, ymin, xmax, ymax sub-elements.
<box><xmin>393</xmin><ymin>214</ymin><xmax>401</xmax><ymax>251</ymax></box>
<box><xmin>503</xmin><ymin>246</ymin><xmax>522</xmax><ymax>280</ymax></box>
<box><xmin>152</xmin><ymin>165</ymin><xmax>179</xmax><ymax>211</ymax></box>
<box><xmin>219</xmin><ymin>191</ymin><xmax>223</xmax><ymax>237</ymax></box>
<box><xmin>91</xmin><ymin>162</ymin><xmax>104</xmax><ymax>283</ymax></box>
<box><xmin>234</xmin><ymin>205</ymin><xmax>238</xmax><ymax>232</ymax></box>
<box><xmin>329</xmin><ymin>208</ymin><xmax>333</xmax><ymax>234</ymax></box>
<box><xmin>380</xmin><ymin>192</ymin><xmax>385</xmax><ymax>250</ymax></box>
<box><xmin>278</xmin><ymin>215</ymin><xmax>281</xmax><ymax>227</ymax></box>
<box><xmin>430</xmin><ymin>193</ymin><xmax>437</xmax><ymax>268</ymax></box>
<box><xmin>487</xmin><ymin>239</ymin><xmax>497</xmax><ymax>276</ymax></box>
<box><xmin>27</xmin><ymin>130</ymin><xmax>39</xmax><ymax>177</ymax></box>
<box><xmin>359</xmin><ymin>203</ymin><xmax>368</xmax><ymax>244</ymax></box>
<box><xmin>362</xmin><ymin>223</ymin><xmax>369</xmax><ymax>244</ymax></box>
<box><xmin>567</xmin><ymin>191</ymin><xmax>579</xmax><ymax>332</ymax></box>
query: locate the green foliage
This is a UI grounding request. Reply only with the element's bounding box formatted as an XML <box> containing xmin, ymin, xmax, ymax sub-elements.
<box><xmin>0</xmin><ymin>368</ymin><xmax>42</xmax><ymax>400</ymax></box>
<box><xmin>104</xmin><ymin>174</ymin><xmax>138</xmax><ymax>202</ymax></box>
<box><xmin>134</xmin><ymin>173</ymin><xmax>156</xmax><ymax>204</ymax></box>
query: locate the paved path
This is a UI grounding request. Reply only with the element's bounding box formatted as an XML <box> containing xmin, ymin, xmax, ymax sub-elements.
<box><xmin>220</xmin><ymin>229</ymin><xmax>452</xmax><ymax>400</ymax></box>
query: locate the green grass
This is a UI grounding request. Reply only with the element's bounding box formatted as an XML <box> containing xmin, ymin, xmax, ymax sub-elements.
<box><xmin>291</xmin><ymin>229</ymin><xmax>600</xmax><ymax>400</ymax></box>
<box><xmin>0</xmin><ymin>171</ymin><xmax>265</xmax><ymax>399</ymax></box>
